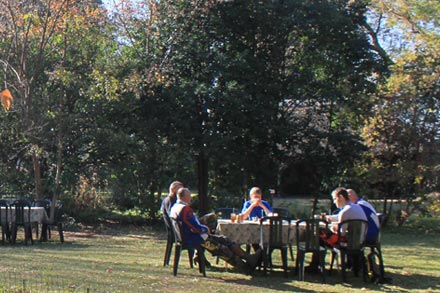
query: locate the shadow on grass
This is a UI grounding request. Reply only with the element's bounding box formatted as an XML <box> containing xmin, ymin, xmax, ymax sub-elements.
<box><xmin>377</xmin><ymin>271</ymin><xmax>440</xmax><ymax>292</ymax></box>
<box><xmin>210</xmin><ymin>265</ymin><xmax>440</xmax><ymax>292</ymax></box>
<box><xmin>213</xmin><ymin>267</ymin><xmax>320</xmax><ymax>292</ymax></box>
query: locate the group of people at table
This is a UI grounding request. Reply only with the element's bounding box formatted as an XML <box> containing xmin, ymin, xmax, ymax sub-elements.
<box><xmin>160</xmin><ymin>181</ymin><xmax>380</xmax><ymax>275</ymax></box>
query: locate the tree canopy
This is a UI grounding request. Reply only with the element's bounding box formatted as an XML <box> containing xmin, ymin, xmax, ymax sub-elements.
<box><xmin>0</xmin><ymin>0</ymin><xmax>438</xmax><ymax>221</ymax></box>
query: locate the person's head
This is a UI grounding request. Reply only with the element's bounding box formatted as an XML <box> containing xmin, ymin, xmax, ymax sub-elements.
<box><xmin>169</xmin><ymin>181</ymin><xmax>184</xmax><ymax>198</ymax></box>
<box><xmin>249</xmin><ymin>187</ymin><xmax>262</xmax><ymax>202</ymax></box>
<box><xmin>331</xmin><ymin>187</ymin><xmax>349</xmax><ymax>208</ymax></box>
<box><xmin>347</xmin><ymin>189</ymin><xmax>359</xmax><ymax>203</ymax></box>
<box><xmin>177</xmin><ymin>187</ymin><xmax>192</xmax><ymax>204</ymax></box>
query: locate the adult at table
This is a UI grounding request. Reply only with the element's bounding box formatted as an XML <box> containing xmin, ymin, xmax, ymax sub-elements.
<box><xmin>160</xmin><ymin>181</ymin><xmax>183</xmax><ymax>218</ymax></box>
<box><xmin>170</xmin><ymin>187</ymin><xmax>261</xmax><ymax>273</ymax></box>
<box><xmin>240</xmin><ymin>187</ymin><xmax>272</xmax><ymax>220</ymax></box>
<box><xmin>321</xmin><ymin>187</ymin><xmax>368</xmax><ymax>247</ymax></box>
<box><xmin>161</xmin><ymin>181</ymin><xmax>217</xmax><ymax>231</ymax></box>
<box><xmin>308</xmin><ymin>187</ymin><xmax>368</xmax><ymax>271</ymax></box>
<box><xmin>347</xmin><ymin>188</ymin><xmax>380</xmax><ymax>243</ymax></box>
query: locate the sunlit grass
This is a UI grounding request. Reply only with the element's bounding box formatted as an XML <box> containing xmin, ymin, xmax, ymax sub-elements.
<box><xmin>1</xmin><ymin>220</ymin><xmax>439</xmax><ymax>293</ymax></box>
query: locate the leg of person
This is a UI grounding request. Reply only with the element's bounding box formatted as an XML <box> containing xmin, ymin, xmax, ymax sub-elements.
<box><xmin>199</xmin><ymin>213</ymin><xmax>218</xmax><ymax>232</ymax></box>
<box><xmin>203</xmin><ymin>235</ymin><xmax>261</xmax><ymax>273</ymax></box>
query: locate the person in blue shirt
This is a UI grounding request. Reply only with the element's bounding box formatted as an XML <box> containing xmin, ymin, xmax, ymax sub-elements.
<box><xmin>347</xmin><ymin>189</ymin><xmax>380</xmax><ymax>243</ymax></box>
<box><xmin>240</xmin><ymin>187</ymin><xmax>272</xmax><ymax>220</ymax></box>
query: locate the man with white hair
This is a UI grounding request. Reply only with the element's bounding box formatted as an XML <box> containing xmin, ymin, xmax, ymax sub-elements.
<box><xmin>170</xmin><ymin>187</ymin><xmax>261</xmax><ymax>273</ymax></box>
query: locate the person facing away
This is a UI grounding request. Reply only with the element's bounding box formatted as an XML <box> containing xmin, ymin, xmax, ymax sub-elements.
<box><xmin>170</xmin><ymin>187</ymin><xmax>261</xmax><ymax>273</ymax></box>
<box><xmin>160</xmin><ymin>181</ymin><xmax>184</xmax><ymax>219</ymax></box>
<box><xmin>347</xmin><ymin>188</ymin><xmax>380</xmax><ymax>243</ymax></box>
<box><xmin>240</xmin><ymin>187</ymin><xmax>273</xmax><ymax>220</ymax></box>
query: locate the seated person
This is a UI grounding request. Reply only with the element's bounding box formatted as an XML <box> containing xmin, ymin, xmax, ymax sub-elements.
<box><xmin>347</xmin><ymin>188</ymin><xmax>380</xmax><ymax>243</ymax></box>
<box><xmin>170</xmin><ymin>187</ymin><xmax>261</xmax><ymax>273</ymax></box>
<box><xmin>321</xmin><ymin>187</ymin><xmax>368</xmax><ymax>247</ymax></box>
<box><xmin>309</xmin><ymin>187</ymin><xmax>368</xmax><ymax>272</ymax></box>
<box><xmin>240</xmin><ymin>187</ymin><xmax>272</xmax><ymax>220</ymax></box>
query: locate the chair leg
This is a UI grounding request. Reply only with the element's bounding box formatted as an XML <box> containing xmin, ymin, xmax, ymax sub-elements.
<box><xmin>281</xmin><ymin>248</ymin><xmax>288</xmax><ymax>278</ymax></box>
<box><xmin>319</xmin><ymin>250</ymin><xmax>326</xmax><ymax>282</ymax></box>
<box><xmin>40</xmin><ymin>223</ymin><xmax>49</xmax><ymax>242</ymax></box>
<box><xmin>197</xmin><ymin>247</ymin><xmax>206</xmax><ymax>277</ymax></box>
<box><xmin>262</xmin><ymin>246</ymin><xmax>269</xmax><ymax>275</ymax></box>
<box><xmin>57</xmin><ymin>223</ymin><xmax>64</xmax><ymax>243</ymax></box>
<box><xmin>329</xmin><ymin>251</ymin><xmax>336</xmax><ymax>275</ymax></box>
<box><xmin>35</xmin><ymin>223</ymin><xmax>39</xmax><ymax>240</ymax></box>
<box><xmin>362</xmin><ymin>254</ymin><xmax>368</xmax><ymax>282</ymax></box>
<box><xmin>376</xmin><ymin>247</ymin><xmax>386</xmax><ymax>279</ymax></box>
<box><xmin>297</xmin><ymin>251</ymin><xmax>304</xmax><ymax>281</ymax></box>
<box><xmin>164</xmin><ymin>237</ymin><xmax>173</xmax><ymax>266</ymax></box>
<box><xmin>10</xmin><ymin>223</ymin><xmax>17</xmax><ymax>244</ymax></box>
<box><xmin>25</xmin><ymin>224</ymin><xmax>33</xmax><ymax>245</ymax></box>
<box><xmin>173</xmin><ymin>245</ymin><xmax>182</xmax><ymax>276</ymax></box>
<box><xmin>188</xmin><ymin>249</ymin><xmax>194</xmax><ymax>268</ymax></box>
<box><xmin>289</xmin><ymin>245</ymin><xmax>295</xmax><ymax>261</ymax></box>
<box><xmin>5</xmin><ymin>224</ymin><xmax>11</xmax><ymax>242</ymax></box>
<box><xmin>341</xmin><ymin>252</ymin><xmax>347</xmax><ymax>282</ymax></box>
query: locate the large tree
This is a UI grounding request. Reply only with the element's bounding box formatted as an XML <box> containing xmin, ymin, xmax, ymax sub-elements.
<box><xmin>0</xmin><ymin>0</ymin><xmax>109</xmax><ymax>211</ymax></box>
<box><xmin>357</xmin><ymin>0</ymin><xmax>440</xmax><ymax>219</ymax></box>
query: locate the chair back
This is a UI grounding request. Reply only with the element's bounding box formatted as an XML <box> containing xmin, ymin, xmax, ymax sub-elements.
<box><xmin>162</xmin><ymin>214</ymin><xmax>175</xmax><ymax>240</ymax></box>
<box><xmin>337</xmin><ymin>219</ymin><xmax>368</xmax><ymax>251</ymax></box>
<box><xmin>11</xmin><ymin>199</ymin><xmax>32</xmax><ymax>224</ymax></box>
<box><xmin>33</xmin><ymin>199</ymin><xmax>51</xmax><ymax>209</ymax></box>
<box><xmin>170</xmin><ymin>217</ymin><xmax>184</xmax><ymax>244</ymax></box>
<box><xmin>296</xmin><ymin>218</ymin><xmax>327</xmax><ymax>251</ymax></box>
<box><xmin>260</xmin><ymin>215</ymin><xmax>290</xmax><ymax>248</ymax></box>
<box><xmin>272</xmin><ymin>207</ymin><xmax>291</xmax><ymax>218</ymax></box>
<box><xmin>0</xmin><ymin>199</ymin><xmax>9</xmax><ymax>223</ymax></box>
<box><xmin>214</xmin><ymin>208</ymin><xmax>236</xmax><ymax>220</ymax></box>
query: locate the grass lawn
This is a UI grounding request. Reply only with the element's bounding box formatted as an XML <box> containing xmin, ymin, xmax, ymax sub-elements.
<box><xmin>0</xmin><ymin>220</ymin><xmax>439</xmax><ymax>293</ymax></box>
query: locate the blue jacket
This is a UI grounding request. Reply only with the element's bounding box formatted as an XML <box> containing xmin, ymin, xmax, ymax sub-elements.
<box><xmin>170</xmin><ymin>201</ymin><xmax>209</xmax><ymax>249</ymax></box>
<box><xmin>356</xmin><ymin>199</ymin><xmax>380</xmax><ymax>242</ymax></box>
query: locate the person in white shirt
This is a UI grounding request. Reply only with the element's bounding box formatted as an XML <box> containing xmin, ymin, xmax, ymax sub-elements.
<box><xmin>322</xmin><ymin>187</ymin><xmax>367</xmax><ymax>246</ymax></box>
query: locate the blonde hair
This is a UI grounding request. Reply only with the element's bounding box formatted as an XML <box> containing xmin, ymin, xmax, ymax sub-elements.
<box><xmin>249</xmin><ymin>187</ymin><xmax>262</xmax><ymax>197</ymax></box>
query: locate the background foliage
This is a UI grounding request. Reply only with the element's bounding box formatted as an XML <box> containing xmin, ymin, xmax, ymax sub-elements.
<box><xmin>0</xmin><ymin>0</ymin><xmax>439</xmax><ymax>223</ymax></box>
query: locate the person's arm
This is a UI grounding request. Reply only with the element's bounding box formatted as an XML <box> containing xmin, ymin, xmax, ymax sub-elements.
<box><xmin>260</xmin><ymin>201</ymin><xmax>272</xmax><ymax>215</ymax></box>
<box><xmin>331</xmin><ymin>211</ymin><xmax>343</xmax><ymax>233</ymax></box>
<box><xmin>181</xmin><ymin>206</ymin><xmax>209</xmax><ymax>234</ymax></box>
<box><xmin>241</xmin><ymin>200</ymin><xmax>258</xmax><ymax>219</ymax></box>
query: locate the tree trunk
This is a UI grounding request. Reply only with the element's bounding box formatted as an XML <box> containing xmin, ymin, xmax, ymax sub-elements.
<box><xmin>51</xmin><ymin>135</ymin><xmax>63</xmax><ymax>223</ymax></box>
<box><xmin>197</xmin><ymin>151</ymin><xmax>209</xmax><ymax>214</ymax></box>
<box><xmin>32</xmin><ymin>152</ymin><xmax>42</xmax><ymax>200</ymax></box>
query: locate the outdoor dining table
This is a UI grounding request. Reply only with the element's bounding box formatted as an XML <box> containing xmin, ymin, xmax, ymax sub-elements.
<box><xmin>0</xmin><ymin>206</ymin><xmax>49</xmax><ymax>224</ymax></box>
<box><xmin>215</xmin><ymin>219</ymin><xmax>298</xmax><ymax>245</ymax></box>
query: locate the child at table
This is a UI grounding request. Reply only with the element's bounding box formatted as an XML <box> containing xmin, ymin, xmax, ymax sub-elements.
<box><xmin>240</xmin><ymin>187</ymin><xmax>273</xmax><ymax>220</ymax></box>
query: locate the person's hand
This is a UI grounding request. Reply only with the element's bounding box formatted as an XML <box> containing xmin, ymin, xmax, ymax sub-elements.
<box><xmin>252</xmin><ymin>199</ymin><xmax>261</xmax><ymax>207</ymax></box>
<box><xmin>326</xmin><ymin>216</ymin><xmax>332</xmax><ymax>222</ymax></box>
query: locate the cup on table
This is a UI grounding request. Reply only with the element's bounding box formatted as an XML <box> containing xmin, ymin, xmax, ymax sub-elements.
<box><xmin>230</xmin><ymin>213</ymin><xmax>236</xmax><ymax>222</ymax></box>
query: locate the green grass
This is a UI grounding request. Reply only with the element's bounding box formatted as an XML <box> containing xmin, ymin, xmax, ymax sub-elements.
<box><xmin>1</xmin><ymin>220</ymin><xmax>439</xmax><ymax>293</ymax></box>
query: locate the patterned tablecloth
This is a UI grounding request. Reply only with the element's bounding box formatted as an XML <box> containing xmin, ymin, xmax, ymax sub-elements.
<box><xmin>216</xmin><ymin>219</ymin><xmax>298</xmax><ymax>245</ymax></box>
<box><xmin>0</xmin><ymin>207</ymin><xmax>49</xmax><ymax>224</ymax></box>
